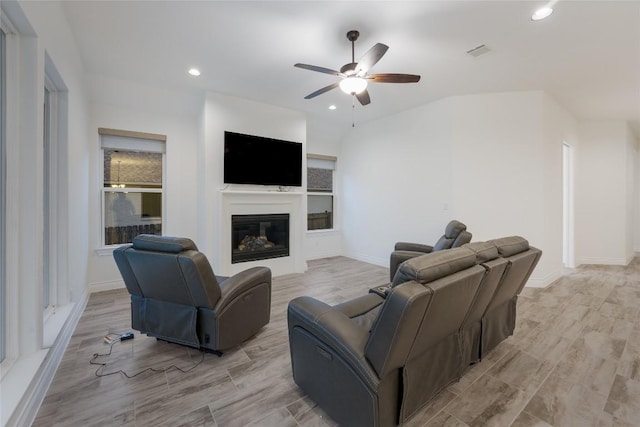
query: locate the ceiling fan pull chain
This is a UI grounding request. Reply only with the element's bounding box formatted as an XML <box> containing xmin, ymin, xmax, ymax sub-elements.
<box><xmin>352</xmin><ymin>96</ymin><xmax>356</xmax><ymax>127</ymax></box>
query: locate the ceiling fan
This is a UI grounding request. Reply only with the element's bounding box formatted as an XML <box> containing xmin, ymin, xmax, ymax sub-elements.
<box><xmin>294</xmin><ymin>30</ymin><xmax>421</xmax><ymax>106</ymax></box>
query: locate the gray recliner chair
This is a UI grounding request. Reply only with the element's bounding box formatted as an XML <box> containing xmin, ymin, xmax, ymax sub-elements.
<box><xmin>389</xmin><ymin>220</ymin><xmax>472</xmax><ymax>281</ymax></box>
<box><xmin>113</xmin><ymin>234</ymin><xmax>272</xmax><ymax>354</ymax></box>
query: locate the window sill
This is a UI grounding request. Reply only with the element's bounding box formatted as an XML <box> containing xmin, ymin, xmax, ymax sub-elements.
<box><xmin>43</xmin><ymin>303</ymin><xmax>74</xmax><ymax>348</ymax></box>
<box><xmin>95</xmin><ymin>246</ymin><xmax>117</xmax><ymax>256</ymax></box>
<box><xmin>307</xmin><ymin>228</ymin><xmax>339</xmax><ymax>235</ymax></box>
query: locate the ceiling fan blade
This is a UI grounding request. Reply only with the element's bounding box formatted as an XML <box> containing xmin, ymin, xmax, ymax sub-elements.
<box><xmin>355</xmin><ymin>89</ymin><xmax>371</xmax><ymax>106</ymax></box>
<box><xmin>304</xmin><ymin>82</ymin><xmax>340</xmax><ymax>99</ymax></box>
<box><xmin>355</xmin><ymin>43</ymin><xmax>389</xmax><ymax>75</ymax></box>
<box><xmin>368</xmin><ymin>73</ymin><xmax>421</xmax><ymax>83</ymax></box>
<box><xmin>294</xmin><ymin>63</ymin><xmax>343</xmax><ymax>76</ymax></box>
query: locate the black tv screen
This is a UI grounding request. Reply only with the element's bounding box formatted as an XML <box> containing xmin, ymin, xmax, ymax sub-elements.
<box><xmin>224</xmin><ymin>131</ymin><xmax>303</xmax><ymax>187</ymax></box>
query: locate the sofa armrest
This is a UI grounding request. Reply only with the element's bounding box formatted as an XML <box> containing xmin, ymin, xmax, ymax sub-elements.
<box><xmin>216</xmin><ymin>266</ymin><xmax>272</xmax><ymax>312</ymax></box>
<box><xmin>394</xmin><ymin>242</ymin><xmax>433</xmax><ymax>253</ymax></box>
<box><xmin>288</xmin><ymin>296</ymin><xmax>380</xmax><ymax>390</ymax></box>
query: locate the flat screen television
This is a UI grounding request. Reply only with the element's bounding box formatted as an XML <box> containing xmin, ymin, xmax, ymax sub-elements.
<box><xmin>224</xmin><ymin>131</ymin><xmax>303</xmax><ymax>187</ymax></box>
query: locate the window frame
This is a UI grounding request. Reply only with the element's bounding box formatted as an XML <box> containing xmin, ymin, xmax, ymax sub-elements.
<box><xmin>306</xmin><ymin>154</ymin><xmax>336</xmax><ymax>232</ymax></box>
<box><xmin>0</xmin><ymin>24</ymin><xmax>6</xmax><ymax>364</ymax></box>
<box><xmin>42</xmin><ymin>78</ymin><xmax>56</xmax><ymax>315</ymax></box>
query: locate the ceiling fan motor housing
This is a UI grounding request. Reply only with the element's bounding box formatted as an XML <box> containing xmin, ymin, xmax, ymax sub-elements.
<box><xmin>340</xmin><ymin>63</ymin><xmax>358</xmax><ymax>75</ymax></box>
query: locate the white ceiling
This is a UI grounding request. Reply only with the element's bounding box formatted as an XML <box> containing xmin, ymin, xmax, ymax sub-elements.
<box><xmin>60</xmin><ymin>1</ymin><xmax>640</xmax><ymax>133</ymax></box>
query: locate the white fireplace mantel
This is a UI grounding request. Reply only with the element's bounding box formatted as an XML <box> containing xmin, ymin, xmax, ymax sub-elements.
<box><xmin>219</xmin><ymin>190</ymin><xmax>306</xmax><ymax>277</ymax></box>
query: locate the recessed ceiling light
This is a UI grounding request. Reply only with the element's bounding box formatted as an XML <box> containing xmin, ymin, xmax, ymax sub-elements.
<box><xmin>531</xmin><ymin>6</ymin><xmax>553</xmax><ymax>21</ymax></box>
<box><xmin>328</xmin><ymin>105</ymin><xmax>337</xmax><ymax>110</ymax></box>
<box><xmin>188</xmin><ymin>68</ymin><xmax>201</xmax><ymax>76</ymax></box>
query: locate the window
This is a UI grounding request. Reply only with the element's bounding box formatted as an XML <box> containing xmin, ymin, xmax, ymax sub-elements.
<box><xmin>307</xmin><ymin>154</ymin><xmax>336</xmax><ymax>231</ymax></box>
<box><xmin>100</xmin><ymin>128</ymin><xmax>166</xmax><ymax>246</ymax></box>
<box><xmin>43</xmin><ymin>84</ymin><xmax>51</xmax><ymax>310</ymax></box>
<box><xmin>0</xmin><ymin>26</ymin><xmax>6</xmax><ymax>363</ymax></box>
<box><xmin>42</xmin><ymin>54</ymin><xmax>67</xmax><ymax>317</ymax></box>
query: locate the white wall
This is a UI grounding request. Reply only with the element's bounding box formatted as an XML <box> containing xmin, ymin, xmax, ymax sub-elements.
<box><xmin>85</xmin><ymin>74</ymin><xmax>201</xmax><ymax>292</ymax></box>
<box><xmin>341</xmin><ymin>91</ymin><xmax>578</xmax><ymax>286</ymax></box>
<box><xmin>341</xmin><ymin>98</ymin><xmax>454</xmax><ymax>266</ymax></box>
<box><xmin>635</xmin><ymin>144</ymin><xmax>640</xmax><ymax>252</ymax></box>
<box><xmin>575</xmin><ymin>121</ymin><xmax>636</xmax><ymax>265</ymax></box>
<box><xmin>451</xmin><ymin>92</ymin><xmax>545</xmax><ymax>241</ymax></box>
<box><xmin>451</xmin><ymin>91</ymin><xmax>576</xmax><ymax>286</ymax></box>
<box><xmin>200</xmin><ymin>92</ymin><xmax>307</xmax><ymax>274</ymax></box>
<box><xmin>625</xmin><ymin>126</ymin><xmax>637</xmax><ymax>257</ymax></box>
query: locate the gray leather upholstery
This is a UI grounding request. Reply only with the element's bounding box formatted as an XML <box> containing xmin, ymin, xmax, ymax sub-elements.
<box><xmin>480</xmin><ymin>236</ymin><xmax>542</xmax><ymax>358</ymax></box>
<box><xmin>114</xmin><ymin>234</ymin><xmax>271</xmax><ymax>353</ymax></box>
<box><xmin>390</xmin><ymin>220</ymin><xmax>472</xmax><ymax>281</ymax></box>
<box><xmin>397</xmin><ymin>249</ymin><xmax>485</xmax><ymax>421</ymax></box>
<box><xmin>288</xmin><ymin>236</ymin><xmax>542</xmax><ymax>426</ymax></box>
<box><xmin>287</xmin><ymin>247</ymin><xmax>487</xmax><ymax>426</ymax></box>
<box><xmin>458</xmin><ymin>241</ymin><xmax>508</xmax><ymax>372</ymax></box>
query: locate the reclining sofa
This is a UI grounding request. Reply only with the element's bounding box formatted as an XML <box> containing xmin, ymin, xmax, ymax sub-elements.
<box><xmin>287</xmin><ymin>236</ymin><xmax>540</xmax><ymax>426</ymax></box>
<box><xmin>114</xmin><ymin>234</ymin><xmax>272</xmax><ymax>354</ymax></box>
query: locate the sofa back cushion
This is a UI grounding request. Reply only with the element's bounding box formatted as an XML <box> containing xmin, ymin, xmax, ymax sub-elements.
<box><xmin>132</xmin><ymin>234</ymin><xmax>198</xmax><ymax>253</ymax></box>
<box><xmin>392</xmin><ymin>247</ymin><xmax>477</xmax><ymax>287</ymax></box>
<box><xmin>485</xmin><ymin>236</ymin><xmax>542</xmax><ymax>310</ymax></box>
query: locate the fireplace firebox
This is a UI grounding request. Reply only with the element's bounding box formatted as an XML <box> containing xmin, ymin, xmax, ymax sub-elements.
<box><xmin>231</xmin><ymin>214</ymin><xmax>290</xmax><ymax>263</ymax></box>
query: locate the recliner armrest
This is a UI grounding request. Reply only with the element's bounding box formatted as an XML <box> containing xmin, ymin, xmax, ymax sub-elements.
<box><xmin>288</xmin><ymin>296</ymin><xmax>380</xmax><ymax>390</ymax></box>
<box><xmin>216</xmin><ymin>266</ymin><xmax>272</xmax><ymax>312</ymax></box>
<box><xmin>394</xmin><ymin>242</ymin><xmax>434</xmax><ymax>253</ymax></box>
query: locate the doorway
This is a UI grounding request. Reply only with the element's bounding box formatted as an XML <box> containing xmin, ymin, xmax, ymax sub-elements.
<box><xmin>562</xmin><ymin>142</ymin><xmax>575</xmax><ymax>268</ymax></box>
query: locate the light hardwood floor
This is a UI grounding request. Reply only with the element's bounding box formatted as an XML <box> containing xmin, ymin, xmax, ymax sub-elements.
<box><xmin>33</xmin><ymin>256</ymin><xmax>640</xmax><ymax>426</ymax></box>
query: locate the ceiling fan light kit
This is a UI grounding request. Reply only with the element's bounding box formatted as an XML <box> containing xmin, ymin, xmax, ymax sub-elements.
<box><xmin>294</xmin><ymin>29</ymin><xmax>420</xmax><ymax>106</ymax></box>
<box><xmin>339</xmin><ymin>77</ymin><xmax>367</xmax><ymax>95</ymax></box>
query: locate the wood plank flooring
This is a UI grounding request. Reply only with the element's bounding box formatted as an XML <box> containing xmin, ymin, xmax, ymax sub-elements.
<box><xmin>33</xmin><ymin>256</ymin><xmax>640</xmax><ymax>426</ymax></box>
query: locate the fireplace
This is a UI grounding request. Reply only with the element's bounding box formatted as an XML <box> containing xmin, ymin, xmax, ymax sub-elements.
<box><xmin>231</xmin><ymin>214</ymin><xmax>290</xmax><ymax>263</ymax></box>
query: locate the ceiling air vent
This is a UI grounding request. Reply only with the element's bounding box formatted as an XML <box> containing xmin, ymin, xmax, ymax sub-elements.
<box><xmin>466</xmin><ymin>44</ymin><xmax>491</xmax><ymax>58</ymax></box>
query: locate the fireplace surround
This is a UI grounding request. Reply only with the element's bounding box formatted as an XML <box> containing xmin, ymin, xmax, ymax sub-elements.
<box><xmin>218</xmin><ymin>190</ymin><xmax>306</xmax><ymax>277</ymax></box>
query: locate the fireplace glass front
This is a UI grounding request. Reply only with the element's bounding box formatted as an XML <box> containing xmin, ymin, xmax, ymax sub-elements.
<box><xmin>231</xmin><ymin>214</ymin><xmax>290</xmax><ymax>263</ymax></box>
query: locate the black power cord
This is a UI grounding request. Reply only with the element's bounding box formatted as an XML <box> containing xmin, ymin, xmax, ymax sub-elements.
<box><xmin>89</xmin><ymin>336</ymin><xmax>206</xmax><ymax>378</ymax></box>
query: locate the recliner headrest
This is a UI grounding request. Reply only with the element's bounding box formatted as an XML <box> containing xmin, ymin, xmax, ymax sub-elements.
<box><xmin>490</xmin><ymin>236</ymin><xmax>530</xmax><ymax>257</ymax></box>
<box><xmin>392</xmin><ymin>247</ymin><xmax>477</xmax><ymax>286</ymax></box>
<box><xmin>463</xmin><ymin>241</ymin><xmax>499</xmax><ymax>263</ymax></box>
<box><xmin>132</xmin><ymin>234</ymin><xmax>198</xmax><ymax>253</ymax></box>
<box><xmin>444</xmin><ymin>220</ymin><xmax>467</xmax><ymax>239</ymax></box>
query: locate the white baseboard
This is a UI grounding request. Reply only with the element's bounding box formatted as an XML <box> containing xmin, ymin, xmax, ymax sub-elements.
<box><xmin>346</xmin><ymin>252</ymin><xmax>387</xmax><ymax>268</ymax></box>
<box><xmin>88</xmin><ymin>279</ymin><xmax>125</xmax><ymax>294</ymax></box>
<box><xmin>7</xmin><ymin>290</ymin><xmax>88</xmax><ymax>427</ymax></box>
<box><xmin>305</xmin><ymin>250</ymin><xmax>342</xmax><ymax>261</ymax></box>
<box><xmin>575</xmin><ymin>256</ymin><xmax>631</xmax><ymax>266</ymax></box>
<box><xmin>526</xmin><ymin>269</ymin><xmax>563</xmax><ymax>288</ymax></box>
